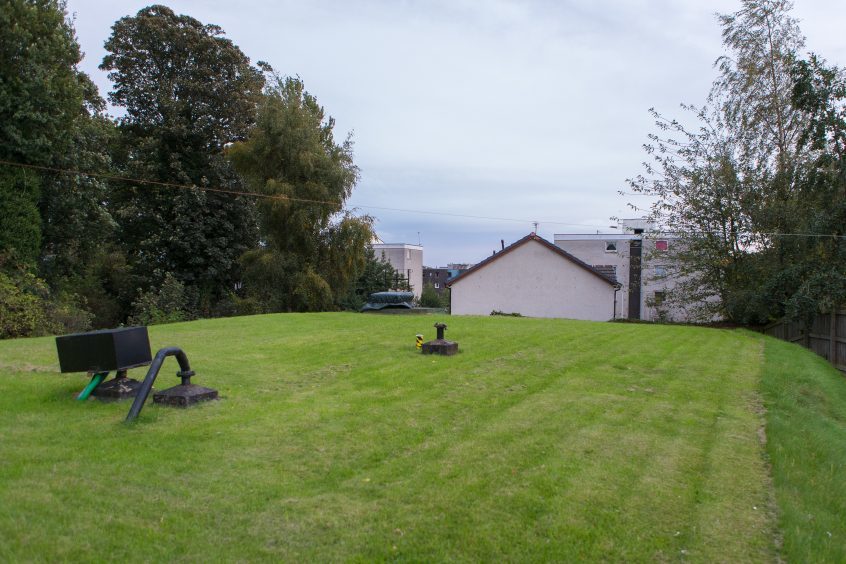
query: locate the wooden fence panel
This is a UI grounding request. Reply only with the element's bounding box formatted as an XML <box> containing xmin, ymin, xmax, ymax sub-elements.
<box><xmin>838</xmin><ymin>314</ymin><xmax>846</xmax><ymax>372</ymax></box>
<box><xmin>764</xmin><ymin>310</ymin><xmax>845</xmax><ymax>374</ymax></box>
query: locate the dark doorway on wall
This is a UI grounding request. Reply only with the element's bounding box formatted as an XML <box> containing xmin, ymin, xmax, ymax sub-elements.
<box><xmin>628</xmin><ymin>239</ymin><xmax>642</xmax><ymax>319</ymax></box>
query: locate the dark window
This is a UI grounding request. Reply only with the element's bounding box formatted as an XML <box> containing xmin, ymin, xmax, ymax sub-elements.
<box><xmin>654</xmin><ymin>291</ymin><xmax>665</xmax><ymax>306</ymax></box>
<box><xmin>605</xmin><ymin>241</ymin><xmax>617</xmax><ymax>252</ymax></box>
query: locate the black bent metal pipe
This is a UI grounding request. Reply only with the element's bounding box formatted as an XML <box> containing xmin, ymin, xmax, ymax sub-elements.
<box><xmin>125</xmin><ymin>346</ymin><xmax>193</xmax><ymax>422</ymax></box>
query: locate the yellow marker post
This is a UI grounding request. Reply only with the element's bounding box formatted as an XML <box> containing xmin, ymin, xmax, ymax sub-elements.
<box><xmin>415</xmin><ymin>334</ymin><xmax>423</xmax><ymax>349</ymax></box>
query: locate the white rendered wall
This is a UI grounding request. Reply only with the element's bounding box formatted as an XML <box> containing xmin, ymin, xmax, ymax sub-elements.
<box><xmin>555</xmin><ymin>238</ymin><xmax>629</xmax><ymax>315</ymax></box>
<box><xmin>371</xmin><ymin>244</ymin><xmax>424</xmax><ymax>297</ymax></box>
<box><xmin>450</xmin><ymin>240</ymin><xmax>616</xmax><ymax>320</ymax></box>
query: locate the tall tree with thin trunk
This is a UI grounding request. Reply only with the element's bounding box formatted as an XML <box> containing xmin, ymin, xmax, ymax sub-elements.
<box><xmin>628</xmin><ymin>0</ymin><xmax>813</xmax><ymax>323</ymax></box>
<box><xmin>713</xmin><ymin>0</ymin><xmax>808</xmax><ymax>238</ymax></box>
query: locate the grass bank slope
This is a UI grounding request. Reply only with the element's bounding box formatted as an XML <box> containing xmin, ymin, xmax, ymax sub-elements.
<box><xmin>762</xmin><ymin>337</ymin><xmax>846</xmax><ymax>562</ymax></box>
<box><xmin>0</xmin><ymin>314</ymin><xmax>777</xmax><ymax>561</ymax></box>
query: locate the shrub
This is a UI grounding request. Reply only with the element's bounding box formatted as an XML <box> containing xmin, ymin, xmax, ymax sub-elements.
<box><xmin>0</xmin><ymin>271</ymin><xmax>54</xmax><ymax>338</ymax></box>
<box><xmin>128</xmin><ymin>273</ymin><xmax>189</xmax><ymax>325</ymax></box>
<box><xmin>419</xmin><ymin>283</ymin><xmax>445</xmax><ymax>308</ymax></box>
<box><xmin>209</xmin><ymin>291</ymin><xmax>265</xmax><ymax>317</ymax></box>
<box><xmin>0</xmin><ymin>269</ymin><xmax>92</xmax><ymax>338</ymax></box>
<box><xmin>292</xmin><ymin>269</ymin><xmax>335</xmax><ymax>312</ymax></box>
<box><xmin>48</xmin><ymin>291</ymin><xmax>93</xmax><ymax>334</ymax></box>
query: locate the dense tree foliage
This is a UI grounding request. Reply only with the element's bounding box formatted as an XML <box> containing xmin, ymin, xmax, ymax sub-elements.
<box><xmin>38</xmin><ymin>96</ymin><xmax>116</xmax><ymax>281</ymax></box>
<box><xmin>0</xmin><ymin>0</ymin><xmax>110</xmax><ymax>333</ymax></box>
<box><xmin>783</xmin><ymin>56</ymin><xmax>846</xmax><ymax>321</ymax></box>
<box><xmin>0</xmin><ymin>4</ymin><xmax>378</xmax><ymax>337</ymax></box>
<box><xmin>228</xmin><ymin>76</ymin><xmax>374</xmax><ymax>312</ymax></box>
<box><xmin>101</xmin><ymin>5</ymin><xmax>265</xmax><ymax>314</ymax></box>
<box><xmin>0</xmin><ymin>0</ymin><xmax>89</xmax><ymax>266</ymax></box>
<box><xmin>629</xmin><ymin>0</ymin><xmax>846</xmax><ymax>324</ymax></box>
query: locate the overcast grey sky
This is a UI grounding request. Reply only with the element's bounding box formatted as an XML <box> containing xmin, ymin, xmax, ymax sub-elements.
<box><xmin>66</xmin><ymin>0</ymin><xmax>846</xmax><ymax>266</ymax></box>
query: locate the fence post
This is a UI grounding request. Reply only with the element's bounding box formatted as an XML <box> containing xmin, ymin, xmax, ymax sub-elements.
<box><xmin>832</xmin><ymin>310</ymin><xmax>838</xmax><ymax>365</ymax></box>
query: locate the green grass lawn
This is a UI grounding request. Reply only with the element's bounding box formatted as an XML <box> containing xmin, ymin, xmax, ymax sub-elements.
<box><xmin>0</xmin><ymin>313</ymin><xmax>842</xmax><ymax>561</ymax></box>
<box><xmin>761</xmin><ymin>337</ymin><xmax>846</xmax><ymax>562</ymax></box>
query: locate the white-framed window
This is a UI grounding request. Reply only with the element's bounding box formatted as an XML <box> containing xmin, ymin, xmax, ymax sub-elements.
<box><xmin>605</xmin><ymin>241</ymin><xmax>617</xmax><ymax>253</ymax></box>
<box><xmin>655</xmin><ymin>240</ymin><xmax>669</xmax><ymax>251</ymax></box>
<box><xmin>434</xmin><ymin>283</ymin><xmax>440</xmax><ymax>289</ymax></box>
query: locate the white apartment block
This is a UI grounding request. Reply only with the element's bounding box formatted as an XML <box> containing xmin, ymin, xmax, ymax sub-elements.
<box><xmin>371</xmin><ymin>243</ymin><xmax>424</xmax><ymax>297</ymax></box>
<box><xmin>554</xmin><ymin>219</ymin><xmax>681</xmax><ymax>321</ymax></box>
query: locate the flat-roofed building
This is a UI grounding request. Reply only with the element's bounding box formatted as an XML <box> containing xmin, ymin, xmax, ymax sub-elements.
<box><xmin>371</xmin><ymin>243</ymin><xmax>424</xmax><ymax>297</ymax></box>
<box><xmin>554</xmin><ymin>218</ymin><xmax>682</xmax><ymax>321</ymax></box>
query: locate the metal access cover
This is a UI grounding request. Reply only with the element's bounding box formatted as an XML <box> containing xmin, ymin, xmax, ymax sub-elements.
<box><xmin>55</xmin><ymin>327</ymin><xmax>152</xmax><ymax>373</ymax></box>
<box><xmin>361</xmin><ymin>291</ymin><xmax>415</xmax><ymax>311</ymax></box>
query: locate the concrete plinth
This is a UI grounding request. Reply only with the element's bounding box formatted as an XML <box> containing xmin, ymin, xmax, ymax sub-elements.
<box><xmin>421</xmin><ymin>339</ymin><xmax>459</xmax><ymax>356</ymax></box>
<box><xmin>153</xmin><ymin>384</ymin><xmax>218</xmax><ymax>407</ymax></box>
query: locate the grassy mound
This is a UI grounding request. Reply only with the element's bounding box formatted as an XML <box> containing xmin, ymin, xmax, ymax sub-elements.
<box><xmin>762</xmin><ymin>337</ymin><xmax>846</xmax><ymax>562</ymax></box>
<box><xmin>0</xmin><ymin>313</ymin><xmax>841</xmax><ymax>561</ymax></box>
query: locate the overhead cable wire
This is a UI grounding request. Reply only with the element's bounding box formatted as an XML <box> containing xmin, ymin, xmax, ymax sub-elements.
<box><xmin>0</xmin><ymin>159</ymin><xmax>610</xmax><ymax>229</ymax></box>
<box><xmin>2</xmin><ymin>158</ymin><xmax>845</xmax><ymax>239</ymax></box>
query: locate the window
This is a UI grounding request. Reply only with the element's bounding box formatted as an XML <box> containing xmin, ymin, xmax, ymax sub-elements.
<box><xmin>654</xmin><ymin>266</ymin><xmax>666</xmax><ymax>277</ymax></box>
<box><xmin>655</xmin><ymin>240</ymin><xmax>669</xmax><ymax>251</ymax></box>
<box><xmin>434</xmin><ymin>283</ymin><xmax>440</xmax><ymax>289</ymax></box>
<box><xmin>605</xmin><ymin>241</ymin><xmax>617</xmax><ymax>253</ymax></box>
<box><xmin>654</xmin><ymin>291</ymin><xmax>665</xmax><ymax>306</ymax></box>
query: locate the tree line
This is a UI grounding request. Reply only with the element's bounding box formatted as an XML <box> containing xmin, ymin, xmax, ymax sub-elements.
<box><xmin>0</xmin><ymin>2</ymin><xmax>401</xmax><ymax>338</ymax></box>
<box><xmin>629</xmin><ymin>0</ymin><xmax>846</xmax><ymax>326</ymax></box>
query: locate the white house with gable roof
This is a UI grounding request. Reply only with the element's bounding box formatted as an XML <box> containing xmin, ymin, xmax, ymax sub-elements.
<box><xmin>447</xmin><ymin>233</ymin><xmax>621</xmax><ymax>321</ymax></box>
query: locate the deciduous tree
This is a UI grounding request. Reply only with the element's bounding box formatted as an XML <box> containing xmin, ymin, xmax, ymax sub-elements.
<box><xmin>628</xmin><ymin>0</ymin><xmax>823</xmax><ymax>323</ymax></box>
<box><xmin>781</xmin><ymin>55</ymin><xmax>846</xmax><ymax>321</ymax></box>
<box><xmin>101</xmin><ymin>5</ymin><xmax>264</xmax><ymax>313</ymax></box>
<box><xmin>0</xmin><ymin>0</ymin><xmax>88</xmax><ymax>266</ymax></box>
<box><xmin>229</xmin><ymin>75</ymin><xmax>374</xmax><ymax>311</ymax></box>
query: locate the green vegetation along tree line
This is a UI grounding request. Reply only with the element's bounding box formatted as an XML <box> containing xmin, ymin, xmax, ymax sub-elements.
<box><xmin>4</xmin><ymin>1</ymin><xmax>844</xmax><ymax>338</ymax></box>
<box><xmin>629</xmin><ymin>0</ymin><xmax>846</xmax><ymax>326</ymax></box>
<box><xmin>0</xmin><ymin>2</ymin><xmax>402</xmax><ymax>338</ymax></box>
